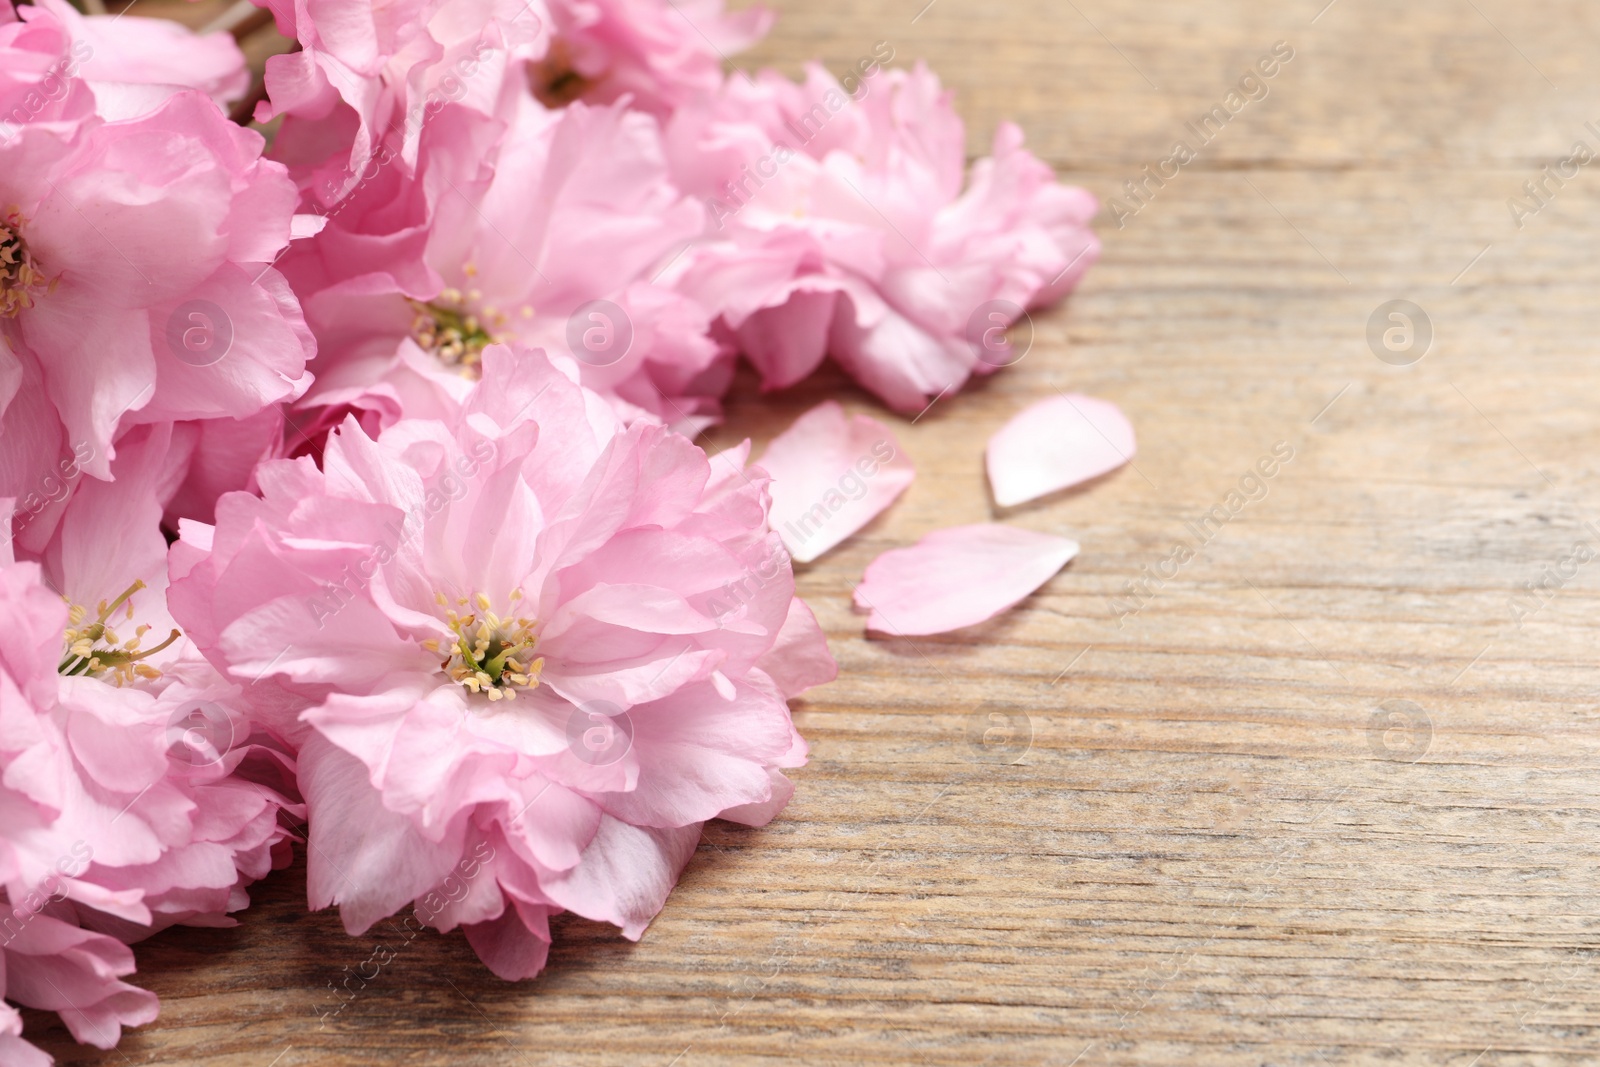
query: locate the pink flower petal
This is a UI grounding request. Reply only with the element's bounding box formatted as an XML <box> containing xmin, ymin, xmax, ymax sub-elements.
<box><xmin>300</xmin><ymin>735</ymin><xmax>469</xmax><ymax>937</ymax></box>
<box><xmin>2</xmin><ymin>913</ymin><xmax>159</xmax><ymax>1050</ymax></box>
<box><xmin>464</xmin><ymin>899</ymin><xmax>554</xmax><ymax>981</ymax></box>
<box><xmin>986</xmin><ymin>394</ymin><xmax>1136</xmax><ymax>507</ymax></box>
<box><xmin>0</xmin><ymin>1031</ymin><xmax>52</xmax><ymax>1067</ymax></box>
<box><xmin>593</xmin><ymin>680</ymin><xmax>797</xmax><ymax>828</ymax></box>
<box><xmin>31</xmin><ymin>0</ymin><xmax>250</xmax><ymax>116</ymax></box>
<box><xmin>716</xmin><ymin>768</ymin><xmax>797</xmax><ymax>828</ymax></box>
<box><xmin>854</xmin><ymin>524</ymin><xmax>1079</xmax><ymax>636</ymax></box>
<box><xmin>759</xmin><ymin>401</ymin><xmax>915</xmax><ymax>563</ymax></box>
<box><xmin>756</xmin><ymin>597</ymin><xmax>837</xmax><ymax>698</ymax></box>
<box><xmin>539</xmin><ymin>818</ymin><xmax>701</xmax><ymax>940</ymax></box>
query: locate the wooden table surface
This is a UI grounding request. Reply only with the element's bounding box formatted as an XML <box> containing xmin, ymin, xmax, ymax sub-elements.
<box><xmin>29</xmin><ymin>1</ymin><xmax>1600</xmax><ymax>1064</ymax></box>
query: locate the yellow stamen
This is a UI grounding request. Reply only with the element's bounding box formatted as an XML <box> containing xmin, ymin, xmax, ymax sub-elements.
<box><xmin>58</xmin><ymin>580</ymin><xmax>180</xmax><ymax>685</ymax></box>
<box><xmin>407</xmin><ymin>290</ymin><xmax>504</xmax><ymax>377</ymax></box>
<box><xmin>0</xmin><ymin>208</ymin><xmax>49</xmax><ymax>319</ymax></box>
<box><xmin>429</xmin><ymin>590</ymin><xmax>543</xmax><ymax>702</ymax></box>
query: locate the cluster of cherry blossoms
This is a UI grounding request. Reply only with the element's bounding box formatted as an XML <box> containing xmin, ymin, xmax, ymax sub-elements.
<box><xmin>0</xmin><ymin>0</ymin><xmax>1124</xmax><ymax>1058</ymax></box>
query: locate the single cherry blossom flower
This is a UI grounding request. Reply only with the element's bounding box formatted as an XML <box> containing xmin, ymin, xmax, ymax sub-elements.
<box><xmin>665</xmin><ymin>61</ymin><xmax>1100</xmax><ymax>412</ymax></box>
<box><xmin>170</xmin><ymin>346</ymin><xmax>833</xmax><ymax>979</ymax></box>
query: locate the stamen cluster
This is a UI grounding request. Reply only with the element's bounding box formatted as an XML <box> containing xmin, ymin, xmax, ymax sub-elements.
<box><xmin>59</xmin><ymin>580</ymin><xmax>181</xmax><ymax>685</ymax></box>
<box><xmin>532</xmin><ymin>42</ymin><xmax>592</xmax><ymax>107</ymax></box>
<box><xmin>408</xmin><ymin>286</ymin><xmax>511</xmax><ymax>374</ymax></box>
<box><xmin>424</xmin><ymin>591</ymin><xmax>545</xmax><ymax>701</ymax></box>
<box><xmin>0</xmin><ymin>208</ymin><xmax>49</xmax><ymax>319</ymax></box>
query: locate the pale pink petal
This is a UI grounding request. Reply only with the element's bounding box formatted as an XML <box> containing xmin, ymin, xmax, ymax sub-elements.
<box><xmin>759</xmin><ymin>401</ymin><xmax>915</xmax><ymax>563</ymax></box>
<box><xmin>300</xmin><ymin>735</ymin><xmax>469</xmax><ymax>936</ymax></box>
<box><xmin>464</xmin><ymin>899</ymin><xmax>554</xmax><ymax>981</ymax></box>
<box><xmin>986</xmin><ymin>394</ymin><xmax>1136</xmax><ymax>507</ymax></box>
<box><xmin>0</xmin><ymin>561</ymin><xmax>68</xmax><ymax>708</ymax></box>
<box><xmin>2</xmin><ymin>913</ymin><xmax>159</xmax><ymax>1049</ymax></box>
<box><xmin>32</xmin><ymin>0</ymin><xmax>249</xmax><ymax>114</ymax></box>
<box><xmin>495</xmin><ymin>782</ymin><xmax>601</xmax><ymax>874</ymax></box>
<box><xmin>594</xmin><ymin>680</ymin><xmax>795</xmax><ymax>828</ymax></box>
<box><xmin>163</xmin><ymin>407</ymin><xmax>286</xmax><ymax>526</ymax></box>
<box><xmin>0</xmin><ymin>1031</ymin><xmax>52</xmax><ymax>1067</ymax></box>
<box><xmin>716</xmin><ymin>769</ymin><xmax>795</xmax><ymax>827</ymax></box>
<box><xmin>46</xmin><ymin>423</ymin><xmax>179</xmax><ymax>611</ymax></box>
<box><xmin>854</xmin><ymin>524</ymin><xmax>1079</xmax><ymax>636</ymax></box>
<box><xmin>754</xmin><ymin>597</ymin><xmax>836</xmax><ymax>699</ymax></box>
<box><xmin>412</xmin><ymin>850</ymin><xmax>507</xmax><ymax>932</ymax></box>
<box><xmin>735</xmin><ymin>289</ymin><xmax>836</xmax><ymax>390</ymax></box>
<box><xmin>539</xmin><ymin>818</ymin><xmax>701</xmax><ymax>939</ymax></box>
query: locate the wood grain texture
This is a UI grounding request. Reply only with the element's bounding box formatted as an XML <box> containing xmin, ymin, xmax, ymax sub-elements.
<box><xmin>26</xmin><ymin>0</ymin><xmax>1600</xmax><ymax>1064</ymax></box>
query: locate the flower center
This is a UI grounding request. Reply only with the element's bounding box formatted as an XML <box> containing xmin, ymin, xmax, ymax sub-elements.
<box><xmin>59</xmin><ymin>580</ymin><xmax>181</xmax><ymax>685</ymax></box>
<box><xmin>409</xmin><ymin>284</ymin><xmax>509</xmax><ymax>375</ymax></box>
<box><xmin>0</xmin><ymin>209</ymin><xmax>48</xmax><ymax>319</ymax></box>
<box><xmin>530</xmin><ymin>42</ymin><xmax>592</xmax><ymax>108</ymax></box>
<box><xmin>424</xmin><ymin>591</ymin><xmax>544</xmax><ymax>702</ymax></box>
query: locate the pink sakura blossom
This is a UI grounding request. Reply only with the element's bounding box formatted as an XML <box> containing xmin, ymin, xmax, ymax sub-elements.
<box><xmin>169</xmin><ymin>346</ymin><xmax>834</xmax><ymax>979</ymax></box>
<box><xmin>19</xmin><ymin>0</ymin><xmax>250</xmax><ymax>119</ymax></box>
<box><xmin>0</xmin><ymin>426</ymin><xmax>299</xmax><ymax>1057</ymax></box>
<box><xmin>665</xmin><ymin>60</ymin><xmax>1101</xmax><ymax>412</ymax></box>
<box><xmin>0</xmin><ymin>0</ymin><xmax>1121</xmax><ymax>1040</ymax></box>
<box><xmin>0</xmin><ymin>548</ymin><xmax>158</xmax><ymax>1063</ymax></box>
<box><xmin>0</xmin><ymin>7</ymin><xmax>313</xmax><ymax>532</ymax></box>
<box><xmin>282</xmin><ymin>90</ymin><xmax>722</xmax><ymax>439</ymax></box>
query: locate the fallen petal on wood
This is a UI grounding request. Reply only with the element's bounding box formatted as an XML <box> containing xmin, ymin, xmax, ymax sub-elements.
<box><xmin>854</xmin><ymin>523</ymin><xmax>1079</xmax><ymax>636</ymax></box>
<box><xmin>986</xmin><ymin>393</ymin><xmax>1135</xmax><ymax>507</ymax></box>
